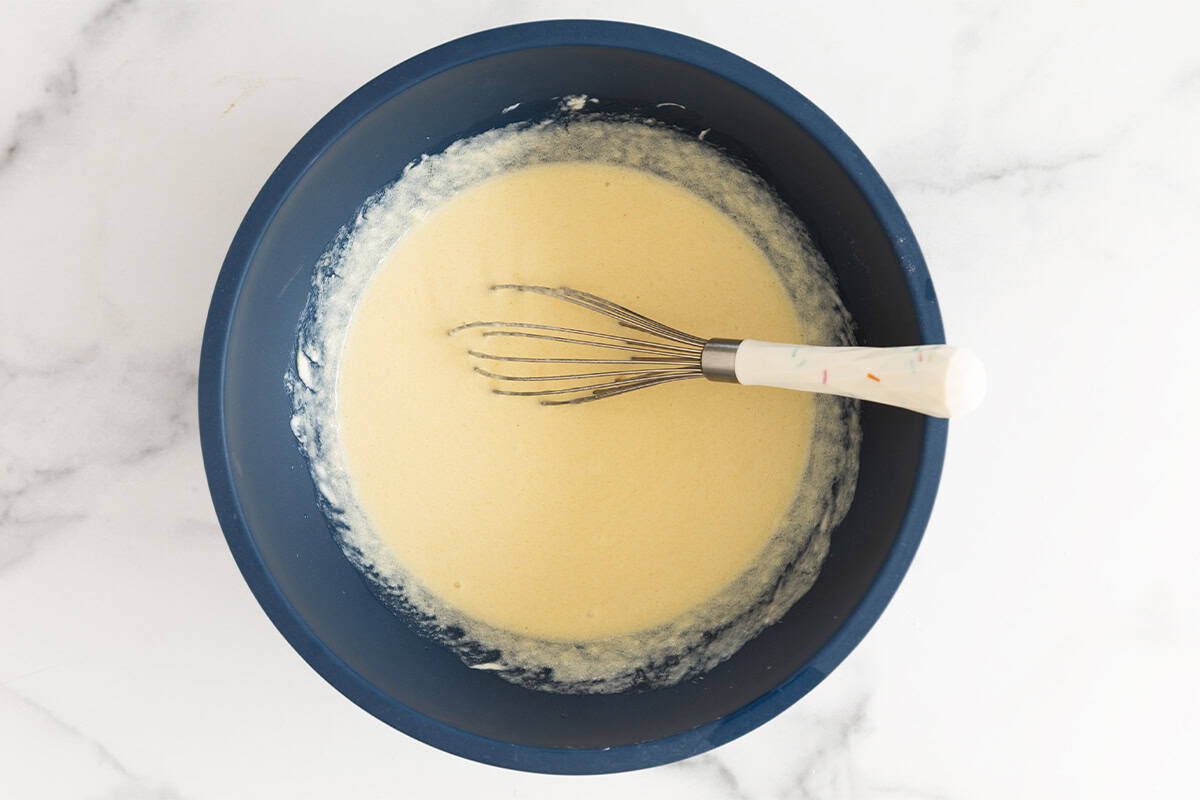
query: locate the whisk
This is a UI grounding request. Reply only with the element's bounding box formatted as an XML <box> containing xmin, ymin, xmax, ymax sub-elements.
<box><xmin>450</xmin><ymin>285</ymin><xmax>985</xmax><ymax>417</ymax></box>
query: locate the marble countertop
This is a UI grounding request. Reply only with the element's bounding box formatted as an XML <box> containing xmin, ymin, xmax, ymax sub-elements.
<box><xmin>3</xmin><ymin>1</ymin><xmax>1197</xmax><ymax>797</ymax></box>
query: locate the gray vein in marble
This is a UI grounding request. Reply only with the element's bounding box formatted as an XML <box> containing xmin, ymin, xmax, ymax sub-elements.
<box><xmin>0</xmin><ymin>344</ymin><xmax>101</xmax><ymax>380</ymax></box>
<box><xmin>786</xmin><ymin>697</ymin><xmax>869</xmax><ymax>799</ymax></box>
<box><xmin>1</xmin><ymin>685</ymin><xmax>132</xmax><ymax>778</ymax></box>
<box><xmin>0</xmin><ymin>514</ymin><xmax>88</xmax><ymax>572</ymax></box>
<box><xmin>894</xmin><ymin>53</ymin><xmax>1200</xmax><ymax>203</ymax></box>
<box><xmin>120</xmin><ymin>369</ymin><xmax>198</xmax><ymax>466</ymax></box>
<box><xmin>0</xmin><ymin>465</ymin><xmax>86</xmax><ymax>570</ymax></box>
<box><xmin>0</xmin><ymin>684</ymin><xmax>187</xmax><ymax>800</ymax></box>
<box><xmin>661</xmin><ymin>693</ymin><xmax>879</xmax><ymax>799</ymax></box>
<box><xmin>0</xmin><ymin>0</ymin><xmax>137</xmax><ymax>175</ymax></box>
<box><xmin>676</xmin><ymin>752</ymin><xmax>746</xmax><ymax>799</ymax></box>
<box><xmin>897</xmin><ymin>149</ymin><xmax>1107</xmax><ymax>197</ymax></box>
<box><xmin>0</xmin><ymin>345</ymin><xmax>198</xmax><ymax>465</ymax></box>
<box><xmin>2</xmin><ymin>687</ymin><xmax>191</xmax><ymax>799</ymax></box>
<box><xmin>0</xmin><ymin>663</ymin><xmax>67</xmax><ymax>687</ymax></box>
<box><xmin>1170</xmin><ymin>62</ymin><xmax>1200</xmax><ymax>93</ymax></box>
<box><xmin>949</xmin><ymin>5</ymin><xmax>1000</xmax><ymax>62</ymax></box>
<box><xmin>983</xmin><ymin>40</ymin><xmax>1062</xmax><ymax>120</ymax></box>
<box><xmin>0</xmin><ymin>345</ymin><xmax>200</xmax><ymax>572</ymax></box>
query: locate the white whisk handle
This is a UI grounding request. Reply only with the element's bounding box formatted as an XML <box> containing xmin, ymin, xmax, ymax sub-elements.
<box><xmin>732</xmin><ymin>341</ymin><xmax>986</xmax><ymax>418</ymax></box>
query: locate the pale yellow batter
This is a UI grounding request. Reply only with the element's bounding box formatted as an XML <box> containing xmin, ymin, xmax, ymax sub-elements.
<box><xmin>290</xmin><ymin>118</ymin><xmax>859</xmax><ymax>691</ymax></box>
<box><xmin>336</xmin><ymin>162</ymin><xmax>814</xmax><ymax>641</ymax></box>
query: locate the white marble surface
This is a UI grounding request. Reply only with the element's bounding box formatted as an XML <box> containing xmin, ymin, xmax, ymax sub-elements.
<box><xmin>2</xmin><ymin>0</ymin><xmax>1197</xmax><ymax>797</ymax></box>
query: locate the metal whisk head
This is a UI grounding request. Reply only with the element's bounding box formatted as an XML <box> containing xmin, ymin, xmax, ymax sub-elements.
<box><xmin>449</xmin><ymin>285</ymin><xmax>736</xmax><ymax>405</ymax></box>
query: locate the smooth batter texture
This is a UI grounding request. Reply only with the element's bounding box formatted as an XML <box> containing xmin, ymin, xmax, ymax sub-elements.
<box><xmin>289</xmin><ymin>117</ymin><xmax>860</xmax><ymax>692</ymax></box>
<box><xmin>341</xmin><ymin>162</ymin><xmax>811</xmax><ymax>640</ymax></box>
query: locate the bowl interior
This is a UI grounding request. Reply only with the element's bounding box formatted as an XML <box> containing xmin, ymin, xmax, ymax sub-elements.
<box><xmin>210</xmin><ymin>36</ymin><xmax>944</xmax><ymax>766</ymax></box>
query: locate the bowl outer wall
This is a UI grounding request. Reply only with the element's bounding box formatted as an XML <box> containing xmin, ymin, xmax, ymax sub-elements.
<box><xmin>198</xmin><ymin>19</ymin><xmax>948</xmax><ymax>774</ymax></box>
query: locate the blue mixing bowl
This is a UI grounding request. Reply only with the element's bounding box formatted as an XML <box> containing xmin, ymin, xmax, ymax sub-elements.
<box><xmin>199</xmin><ymin>20</ymin><xmax>946</xmax><ymax>774</ymax></box>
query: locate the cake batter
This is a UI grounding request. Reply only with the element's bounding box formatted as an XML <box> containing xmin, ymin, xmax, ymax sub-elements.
<box><xmin>289</xmin><ymin>117</ymin><xmax>859</xmax><ymax>692</ymax></box>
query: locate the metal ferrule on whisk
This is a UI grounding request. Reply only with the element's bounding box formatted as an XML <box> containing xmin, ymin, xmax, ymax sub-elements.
<box><xmin>699</xmin><ymin>338</ymin><xmax>741</xmax><ymax>383</ymax></box>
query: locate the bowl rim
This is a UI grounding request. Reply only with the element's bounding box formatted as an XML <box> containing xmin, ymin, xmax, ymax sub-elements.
<box><xmin>198</xmin><ymin>18</ymin><xmax>948</xmax><ymax>775</ymax></box>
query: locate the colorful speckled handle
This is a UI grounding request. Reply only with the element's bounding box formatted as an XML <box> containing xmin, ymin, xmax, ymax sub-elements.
<box><xmin>733</xmin><ymin>341</ymin><xmax>986</xmax><ymax>418</ymax></box>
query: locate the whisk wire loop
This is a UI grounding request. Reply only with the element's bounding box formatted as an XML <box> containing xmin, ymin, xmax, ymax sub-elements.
<box><xmin>451</xmin><ymin>285</ymin><xmax>717</xmax><ymax>405</ymax></box>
